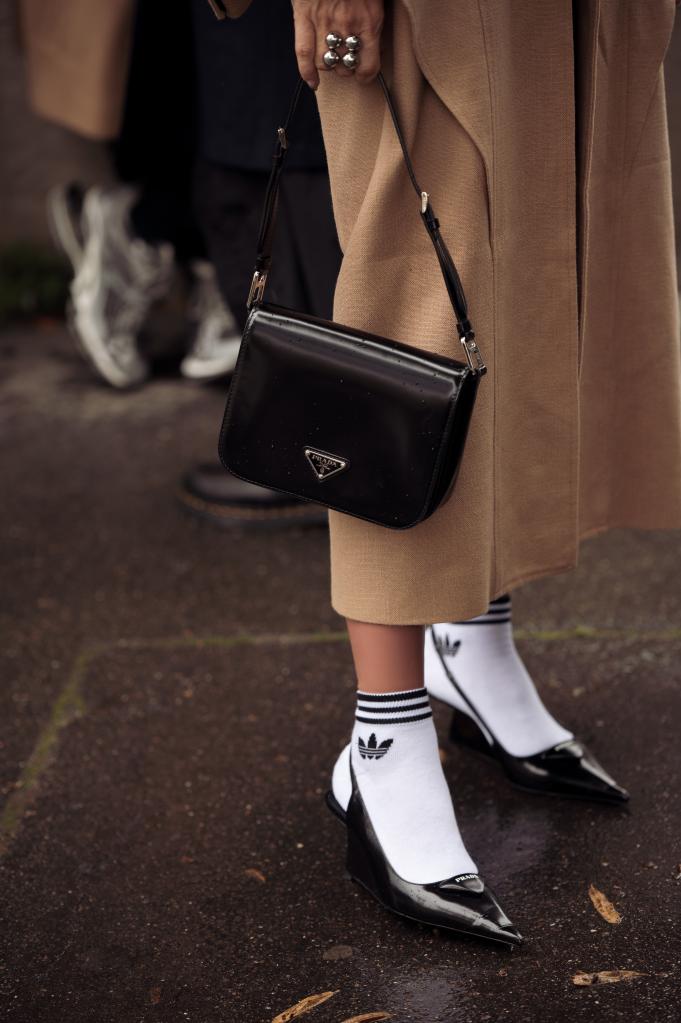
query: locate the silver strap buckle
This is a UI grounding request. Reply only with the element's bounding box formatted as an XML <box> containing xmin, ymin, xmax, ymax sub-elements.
<box><xmin>460</xmin><ymin>335</ymin><xmax>486</xmax><ymax>374</ymax></box>
<box><xmin>247</xmin><ymin>270</ymin><xmax>268</xmax><ymax>309</ymax></box>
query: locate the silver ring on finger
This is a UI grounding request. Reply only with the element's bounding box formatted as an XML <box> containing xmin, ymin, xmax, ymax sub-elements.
<box><xmin>342</xmin><ymin>34</ymin><xmax>361</xmax><ymax>70</ymax></box>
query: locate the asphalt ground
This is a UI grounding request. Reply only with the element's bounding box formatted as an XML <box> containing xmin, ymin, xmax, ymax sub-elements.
<box><xmin>1</xmin><ymin>324</ymin><xmax>680</xmax><ymax>1023</ymax></box>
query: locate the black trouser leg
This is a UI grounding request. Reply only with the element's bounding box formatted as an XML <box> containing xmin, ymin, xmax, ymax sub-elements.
<box><xmin>113</xmin><ymin>0</ymin><xmax>203</xmax><ymax>261</ymax></box>
<box><xmin>193</xmin><ymin>159</ymin><xmax>342</xmax><ymax>331</ymax></box>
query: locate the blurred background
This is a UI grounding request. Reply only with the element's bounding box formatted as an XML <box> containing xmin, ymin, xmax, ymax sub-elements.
<box><xmin>1</xmin><ymin>3</ymin><xmax>681</xmax><ymax>1022</ymax></box>
<box><xmin>1</xmin><ymin>8</ymin><xmax>680</xmax><ymax>307</ymax></box>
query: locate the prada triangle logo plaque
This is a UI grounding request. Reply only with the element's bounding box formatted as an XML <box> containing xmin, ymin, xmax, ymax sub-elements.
<box><xmin>304</xmin><ymin>446</ymin><xmax>349</xmax><ymax>482</ymax></box>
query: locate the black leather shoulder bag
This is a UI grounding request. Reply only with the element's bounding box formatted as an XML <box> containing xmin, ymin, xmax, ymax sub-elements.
<box><xmin>218</xmin><ymin>73</ymin><xmax>486</xmax><ymax>530</ymax></box>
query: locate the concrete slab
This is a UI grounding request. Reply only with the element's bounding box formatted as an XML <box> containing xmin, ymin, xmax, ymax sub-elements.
<box><xmin>1</xmin><ymin>636</ymin><xmax>680</xmax><ymax>1022</ymax></box>
<box><xmin>2</xmin><ymin>326</ymin><xmax>681</xmax><ymax>1022</ymax></box>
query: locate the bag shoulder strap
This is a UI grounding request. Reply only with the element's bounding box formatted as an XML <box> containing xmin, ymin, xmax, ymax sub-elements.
<box><xmin>247</xmin><ymin>72</ymin><xmax>485</xmax><ymax>374</ymax></box>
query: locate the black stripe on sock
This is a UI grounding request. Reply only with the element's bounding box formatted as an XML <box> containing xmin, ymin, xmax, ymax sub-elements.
<box><xmin>355</xmin><ymin>688</ymin><xmax>427</xmax><ymax>703</ymax></box>
<box><xmin>355</xmin><ymin>711</ymin><xmax>432</xmax><ymax>725</ymax></box>
<box><xmin>357</xmin><ymin>699</ymin><xmax>431</xmax><ymax>714</ymax></box>
<box><xmin>453</xmin><ymin>598</ymin><xmax>512</xmax><ymax>626</ymax></box>
<box><xmin>458</xmin><ymin>617</ymin><xmax>511</xmax><ymax>625</ymax></box>
<box><xmin>454</xmin><ymin>613</ymin><xmax>509</xmax><ymax>623</ymax></box>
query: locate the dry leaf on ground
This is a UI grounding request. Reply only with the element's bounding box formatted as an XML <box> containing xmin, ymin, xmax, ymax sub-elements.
<box><xmin>572</xmin><ymin>970</ymin><xmax>647</xmax><ymax>986</ymax></box>
<box><xmin>588</xmin><ymin>884</ymin><xmax>622</xmax><ymax>924</ymax></box>
<box><xmin>272</xmin><ymin>991</ymin><xmax>339</xmax><ymax>1022</ymax></box>
<box><xmin>322</xmin><ymin>945</ymin><xmax>354</xmax><ymax>961</ymax></box>
<box><xmin>244</xmin><ymin>867</ymin><xmax>266</xmax><ymax>883</ymax></box>
<box><xmin>339</xmin><ymin>1014</ymin><xmax>392</xmax><ymax>1023</ymax></box>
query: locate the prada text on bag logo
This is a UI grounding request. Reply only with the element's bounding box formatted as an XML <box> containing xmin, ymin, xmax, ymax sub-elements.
<box><xmin>304</xmin><ymin>446</ymin><xmax>349</xmax><ymax>482</ymax></box>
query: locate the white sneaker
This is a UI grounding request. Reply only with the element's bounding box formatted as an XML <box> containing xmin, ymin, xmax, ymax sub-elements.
<box><xmin>69</xmin><ymin>186</ymin><xmax>175</xmax><ymax>389</ymax></box>
<box><xmin>46</xmin><ymin>182</ymin><xmax>86</xmax><ymax>273</ymax></box>
<box><xmin>180</xmin><ymin>260</ymin><xmax>241</xmax><ymax>381</ymax></box>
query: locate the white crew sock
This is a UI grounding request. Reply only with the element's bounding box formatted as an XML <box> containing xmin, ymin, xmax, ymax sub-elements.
<box><xmin>331</xmin><ymin>687</ymin><xmax>477</xmax><ymax>885</ymax></box>
<box><xmin>425</xmin><ymin>594</ymin><xmax>574</xmax><ymax>758</ymax></box>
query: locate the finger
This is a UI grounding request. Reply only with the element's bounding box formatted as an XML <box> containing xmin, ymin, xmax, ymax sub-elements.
<box><xmin>354</xmin><ymin>29</ymin><xmax>381</xmax><ymax>84</ymax></box>
<box><xmin>293</xmin><ymin>12</ymin><xmax>319</xmax><ymax>90</ymax></box>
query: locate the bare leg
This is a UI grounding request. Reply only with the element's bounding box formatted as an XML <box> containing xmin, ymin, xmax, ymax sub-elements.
<box><xmin>346</xmin><ymin>619</ymin><xmax>424</xmax><ymax>693</ymax></box>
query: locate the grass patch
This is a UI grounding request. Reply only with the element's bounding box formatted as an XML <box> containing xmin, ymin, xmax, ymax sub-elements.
<box><xmin>0</xmin><ymin>242</ymin><xmax>69</xmax><ymax>324</ymax></box>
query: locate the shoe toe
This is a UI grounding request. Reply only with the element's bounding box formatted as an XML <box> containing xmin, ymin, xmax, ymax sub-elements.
<box><xmin>585</xmin><ymin>774</ymin><xmax>629</xmax><ymax>803</ymax></box>
<box><xmin>474</xmin><ymin>914</ymin><xmax>523</xmax><ymax>946</ymax></box>
<box><xmin>537</xmin><ymin>740</ymin><xmax>630</xmax><ymax>804</ymax></box>
<box><xmin>449</xmin><ymin>710</ymin><xmax>630</xmax><ymax>804</ymax></box>
<box><xmin>430</xmin><ymin>875</ymin><xmax>523</xmax><ymax>946</ymax></box>
<box><xmin>476</xmin><ymin>884</ymin><xmax>523</xmax><ymax>946</ymax></box>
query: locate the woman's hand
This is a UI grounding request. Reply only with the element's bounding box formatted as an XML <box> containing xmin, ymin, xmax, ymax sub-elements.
<box><xmin>291</xmin><ymin>0</ymin><xmax>384</xmax><ymax>90</ymax></box>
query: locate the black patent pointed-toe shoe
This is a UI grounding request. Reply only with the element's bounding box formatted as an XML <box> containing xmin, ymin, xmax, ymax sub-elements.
<box><xmin>449</xmin><ymin>708</ymin><xmax>630</xmax><ymax>805</ymax></box>
<box><xmin>426</xmin><ymin>625</ymin><xmax>629</xmax><ymax>805</ymax></box>
<box><xmin>326</xmin><ymin>771</ymin><xmax>523</xmax><ymax>948</ymax></box>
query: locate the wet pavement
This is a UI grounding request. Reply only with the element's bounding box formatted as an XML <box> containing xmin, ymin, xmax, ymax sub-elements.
<box><xmin>1</xmin><ymin>324</ymin><xmax>680</xmax><ymax>1023</ymax></box>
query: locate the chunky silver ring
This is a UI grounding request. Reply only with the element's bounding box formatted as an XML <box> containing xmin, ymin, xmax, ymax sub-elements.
<box><xmin>345</xmin><ymin>35</ymin><xmax>361</xmax><ymax>52</ymax></box>
<box><xmin>342</xmin><ymin>51</ymin><xmax>359</xmax><ymax>70</ymax></box>
<box><xmin>323</xmin><ymin>49</ymin><xmax>340</xmax><ymax>68</ymax></box>
<box><xmin>325</xmin><ymin>31</ymin><xmax>343</xmax><ymax>50</ymax></box>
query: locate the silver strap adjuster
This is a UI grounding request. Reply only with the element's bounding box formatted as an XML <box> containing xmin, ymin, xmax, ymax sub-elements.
<box><xmin>247</xmin><ymin>270</ymin><xmax>268</xmax><ymax>309</ymax></box>
<box><xmin>460</xmin><ymin>335</ymin><xmax>486</xmax><ymax>374</ymax></box>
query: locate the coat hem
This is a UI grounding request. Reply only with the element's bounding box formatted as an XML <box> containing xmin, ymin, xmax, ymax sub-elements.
<box><xmin>330</xmin><ymin>519</ymin><xmax>681</xmax><ymax>625</ymax></box>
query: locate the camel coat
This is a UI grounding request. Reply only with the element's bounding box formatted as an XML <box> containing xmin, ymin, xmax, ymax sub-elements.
<box><xmin>19</xmin><ymin>0</ymin><xmax>250</xmax><ymax>139</ymax></box>
<box><xmin>316</xmin><ymin>0</ymin><xmax>681</xmax><ymax>624</ymax></box>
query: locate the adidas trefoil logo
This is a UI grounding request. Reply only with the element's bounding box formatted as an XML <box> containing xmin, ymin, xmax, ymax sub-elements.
<box><xmin>358</xmin><ymin>733</ymin><xmax>393</xmax><ymax>760</ymax></box>
<box><xmin>432</xmin><ymin>628</ymin><xmax>461</xmax><ymax>658</ymax></box>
